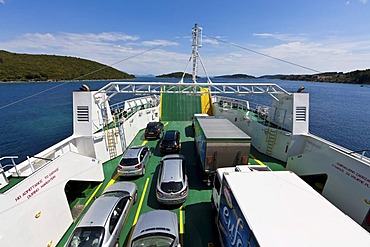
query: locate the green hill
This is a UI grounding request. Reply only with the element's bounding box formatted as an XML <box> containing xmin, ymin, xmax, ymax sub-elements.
<box><xmin>260</xmin><ymin>70</ymin><xmax>370</xmax><ymax>84</ymax></box>
<box><xmin>156</xmin><ymin>72</ymin><xmax>192</xmax><ymax>78</ymax></box>
<box><xmin>0</xmin><ymin>50</ymin><xmax>135</xmax><ymax>82</ymax></box>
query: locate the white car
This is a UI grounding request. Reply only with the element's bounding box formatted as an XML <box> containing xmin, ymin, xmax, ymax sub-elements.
<box><xmin>129</xmin><ymin>210</ymin><xmax>181</xmax><ymax>247</ymax></box>
<box><xmin>66</xmin><ymin>182</ymin><xmax>138</xmax><ymax>247</ymax></box>
<box><xmin>117</xmin><ymin>145</ymin><xmax>151</xmax><ymax>176</ymax></box>
<box><xmin>156</xmin><ymin>154</ymin><xmax>188</xmax><ymax>205</ymax></box>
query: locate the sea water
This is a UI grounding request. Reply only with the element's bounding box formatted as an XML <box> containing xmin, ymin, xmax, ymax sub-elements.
<box><xmin>0</xmin><ymin>78</ymin><xmax>369</xmax><ymax>163</ymax></box>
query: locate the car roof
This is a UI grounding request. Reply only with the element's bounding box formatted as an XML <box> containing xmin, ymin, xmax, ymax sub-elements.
<box><xmin>147</xmin><ymin>122</ymin><xmax>161</xmax><ymax>127</ymax></box>
<box><xmin>161</xmin><ymin>158</ymin><xmax>183</xmax><ymax>182</ymax></box>
<box><xmin>133</xmin><ymin>210</ymin><xmax>178</xmax><ymax>238</ymax></box>
<box><xmin>77</xmin><ymin>196</ymin><xmax>121</xmax><ymax>227</ymax></box>
<box><xmin>163</xmin><ymin>130</ymin><xmax>179</xmax><ymax>140</ymax></box>
<box><xmin>122</xmin><ymin>146</ymin><xmax>145</xmax><ymax>158</ymax></box>
<box><xmin>103</xmin><ymin>181</ymin><xmax>136</xmax><ymax>195</ymax></box>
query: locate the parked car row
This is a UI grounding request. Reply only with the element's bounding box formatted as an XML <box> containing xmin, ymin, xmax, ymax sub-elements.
<box><xmin>144</xmin><ymin>122</ymin><xmax>181</xmax><ymax>154</ymax></box>
<box><xmin>66</xmin><ymin>182</ymin><xmax>182</xmax><ymax>247</ymax></box>
<box><xmin>66</xmin><ymin>122</ymin><xmax>185</xmax><ymax>247</ymax></box>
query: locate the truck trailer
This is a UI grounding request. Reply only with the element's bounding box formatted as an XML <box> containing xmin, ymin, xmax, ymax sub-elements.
<box><xmin>193</xmin><ymin>116</ymin><xmax>251</xmax><ymax>182</ymax></box>
<box><xmin>214</xmin><ymin>170</ymin><xmax>370</xmax><ymax>247</ymax></box>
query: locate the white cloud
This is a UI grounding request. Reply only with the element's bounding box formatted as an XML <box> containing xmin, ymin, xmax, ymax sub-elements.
<box><xmin>1</xmin><ymin>31</ymin><xmax>370</xmax><ymax>76</ymax></box>
<box><xmin>0</xmin><ymin>0</ymin><xmax>5</xmax><ymax>4</ymax></box>
<box><xmin>359</xmin><ymin>0</ymin><xmax>368</xmax><ymax>3</ymax></box>
<box><xmin>141</xmin><ymin>39</ymin><xmax>178</xmax><ymax>47</ymax></box>
<box><xmin>253</xmin><ymin>33</ymin><xmax>308</xmax><ymax>42</ymax></box>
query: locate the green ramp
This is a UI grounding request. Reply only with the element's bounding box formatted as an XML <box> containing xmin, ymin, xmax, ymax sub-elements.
<box><xmin>161</xmin><ymin>93</ymin><xmax>202</xmax><ymax>121</ymax></box>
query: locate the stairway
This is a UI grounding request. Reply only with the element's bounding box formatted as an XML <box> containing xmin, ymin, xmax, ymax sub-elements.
<box><xmin>266</xmin><ymin>129</ymin><xmax>277</xmax><ymax>156</ymax></box>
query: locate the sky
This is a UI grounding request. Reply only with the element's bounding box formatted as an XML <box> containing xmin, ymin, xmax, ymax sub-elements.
<box><xmin>1</xmin><ymin>0</ymin><xmax>370</xmax><ymax>77</ymax></box>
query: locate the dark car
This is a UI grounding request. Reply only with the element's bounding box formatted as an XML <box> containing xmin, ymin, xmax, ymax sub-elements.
<box><xmin>144</xmin><ymin>122</ymin><xmax>164</xmax><ymax>139</ymax></box>
<box><xmin>159</xmin><ymin>130</ymin><xmax>180</xmax><ymax>154</ymax></box>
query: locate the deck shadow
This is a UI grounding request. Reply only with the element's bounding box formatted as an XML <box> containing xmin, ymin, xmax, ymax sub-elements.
<box><xmin>183</xmin><ymin>202</ymin><xmax>220</xmax><ymax>247</ymax></box>
<box><xmin>180</xmin><ymin>140</ymin><xmax>210</xmax><ymax>191</ymax></box>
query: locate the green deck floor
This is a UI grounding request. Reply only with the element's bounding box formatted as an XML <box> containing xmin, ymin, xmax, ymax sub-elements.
<box><xmin>56</xmin><ymin>120</ymin><xmax>285</xmax><ymax>247</ymax></box>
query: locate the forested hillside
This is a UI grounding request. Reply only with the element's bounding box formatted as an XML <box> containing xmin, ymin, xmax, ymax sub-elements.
<box><xmin>260</xmin><ymin>70</ymin><xmax>370</xmax><ymax>84</ymax></box>
<box><xmin>0</xmin><ymin>50</ymin><xmax>135</xmax><ymax>82</ymax></box>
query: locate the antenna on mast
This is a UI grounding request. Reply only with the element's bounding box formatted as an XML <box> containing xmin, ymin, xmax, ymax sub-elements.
<box><xmin>180</xmin><ymin>24</ymin><xmax>211</xmax><ymax>84</ymax></box>
<box><xmin>192</xmin><ymin>23</ymin><xmax>202</xmax><ymax>83</ymax></box>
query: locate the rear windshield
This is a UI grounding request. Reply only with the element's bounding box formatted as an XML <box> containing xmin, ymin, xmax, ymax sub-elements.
<box><xmin>132</xmin><ymin>234</ymin><xmax>175</xmax><ymax>247</ymax></box>
<box><xmin>67</xmin><ymin>227</ymin><xmax>104</xmax><ymax>247</ymax></box>
<box><xmin>161</xmin><ymin>181</ymin><xmax>183</xmax><ymax>193</ymax></box>
<box><xmin>120</xmin><ymin>158</ymin><xmax>138</xmax><ymax>166</ymax></box>
<box><xmin>163</xmin><ymin>132</ymin><xmax>176</xmax><ymax>140</ymax></box>
<box><xmin>161</xmin><ymin>140</ymin><xmax>176</xmax><ymax>146</ymax></box>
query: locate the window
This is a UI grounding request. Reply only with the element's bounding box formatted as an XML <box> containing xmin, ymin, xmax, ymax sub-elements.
<box><xmin>109</xmin><ymin>198</ymin><xmax>128</xmax><ymax>234</ymax></box>
<box><xmin>120</xmin><ymin>158</ymin><xmax>139</xmax><ymax>166</ymax></box>
<box><xmin>161</xmin><ymin>182</ymin><xmax>183</xmax><ymax>193</ymax></box>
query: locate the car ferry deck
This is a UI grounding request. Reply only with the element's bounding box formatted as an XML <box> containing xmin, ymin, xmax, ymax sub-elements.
<box><xmin>56</xmin><ymin>120</ymin><xmax>286</xmax><ymax>247</ymax></box>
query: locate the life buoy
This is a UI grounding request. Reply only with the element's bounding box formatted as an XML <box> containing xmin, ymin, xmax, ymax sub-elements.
<box><xmin>79</xmin><ymin>84</ymin><xmax>90</xmax><ymax>91</ymax></box>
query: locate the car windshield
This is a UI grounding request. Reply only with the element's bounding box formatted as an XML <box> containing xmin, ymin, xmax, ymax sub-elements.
<box><xmin>67</xmin><ymin>227</ymin><xmax>104</xmax><ymax>247</ymax></box>
<box><xmin>120</xmin><ymin>158</ymin><xmax>139</xmax><ymax>166</ymax></box>
<box><xmin>101</xmin><ymin>191</ymin><xmax>130</xmax><ymax>198</ymax></box>
<box><xmin>161</xmin><ymin>181</ymin><xmax>183</xmax><ymax>193</ymax></box>
<box><xmin>132</xmin><ymin>234</ymin><xmax>175</xmax><ymax>247</ymax></box>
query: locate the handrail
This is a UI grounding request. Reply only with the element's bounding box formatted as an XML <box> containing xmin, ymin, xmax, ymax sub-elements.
<box><xmin>95</xmin><ymin>82</ymin><xmax>291</xmax><ymax>103</ymax></box>
<box><xmin>0</xmin><ymin>156</ymin><xmax>19</xmax><ymax>177</ymax></box>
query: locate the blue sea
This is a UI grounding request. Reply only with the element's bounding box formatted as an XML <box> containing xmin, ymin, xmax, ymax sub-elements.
<box><xmin>0</xmin><ymin>78</ymin><xmax>369</xmax><ymax>163</ymax></box>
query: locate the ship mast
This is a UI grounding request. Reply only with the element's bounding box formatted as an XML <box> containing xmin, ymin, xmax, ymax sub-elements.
<box><xmin>192</xmin><ymin>23</ymin><xmax>202</xmax><ymax>83</ymax></box>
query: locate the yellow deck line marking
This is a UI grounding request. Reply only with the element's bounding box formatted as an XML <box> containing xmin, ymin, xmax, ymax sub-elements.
<box><xmin>133</xmin><ymin>177</ymin><xmax>150</xmax><ymax>225</ymax></box>
<box><xmin>179</xmin><ymin>206</ymin><xmax>184</xmax><ymax>234</ymax></box>
<box><xmin>249</xmin><ymin>153</ymin><xmax>266</xmax><ymax>166</ymax></box>
<box><xmin>164</xmin><ymin>122</ymin><xmax>169</xmax><ymax>126</ymax></box>
<box><xmin>142</xmin><ymin>140</ymin><xmax>148</xmax><ymax>145</ymax></box>
<box><xmin>84</xmin><ymin>183</ymin><xmax>103</xmax><ymax>206</ymax></box>
<box><xmin>105</xmin><ymin>173</ymin><xmax>120</xmax><ymax>189</ymax></box>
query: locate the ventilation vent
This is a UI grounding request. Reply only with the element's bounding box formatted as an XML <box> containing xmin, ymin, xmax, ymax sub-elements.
<box><xmin>295</xmin><ymin>106</ymin><xmax>306</xmax><ymax>121</ymax></box>
<box><xmin>77</xmin><ymin>106</ymin><xmax>89</xmax><ymax>122</ymax></box>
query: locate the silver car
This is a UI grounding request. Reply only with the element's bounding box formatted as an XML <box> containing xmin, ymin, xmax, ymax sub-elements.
<box><xmin>129</xmin><ymin>210</ymin><xmax>181</xmax><ymax>247</ymax></box>
<box><xmin>117</xmin><ymin>145</ymin><xmax>150</xmax><ymax>176</ymax></box>
<box><xmin>66</xmin><ymin>182</ymin><xmax>138</xmax><ymax>247</ymax></box>
<box><xmin>156</xmin><ymin>154</ymin><xmax>188</xmax><ymax>205</ymax></box>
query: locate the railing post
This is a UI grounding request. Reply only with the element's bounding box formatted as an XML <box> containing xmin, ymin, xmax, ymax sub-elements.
<box><xmin>0</xmin><ymin>163</ymin><xmax>9</xmax><ymax>183</ymax></box>
<box><xmin>26</xmin><ymin>156</ymin><xmax>35</xmax><ymax>173</ymax></box>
